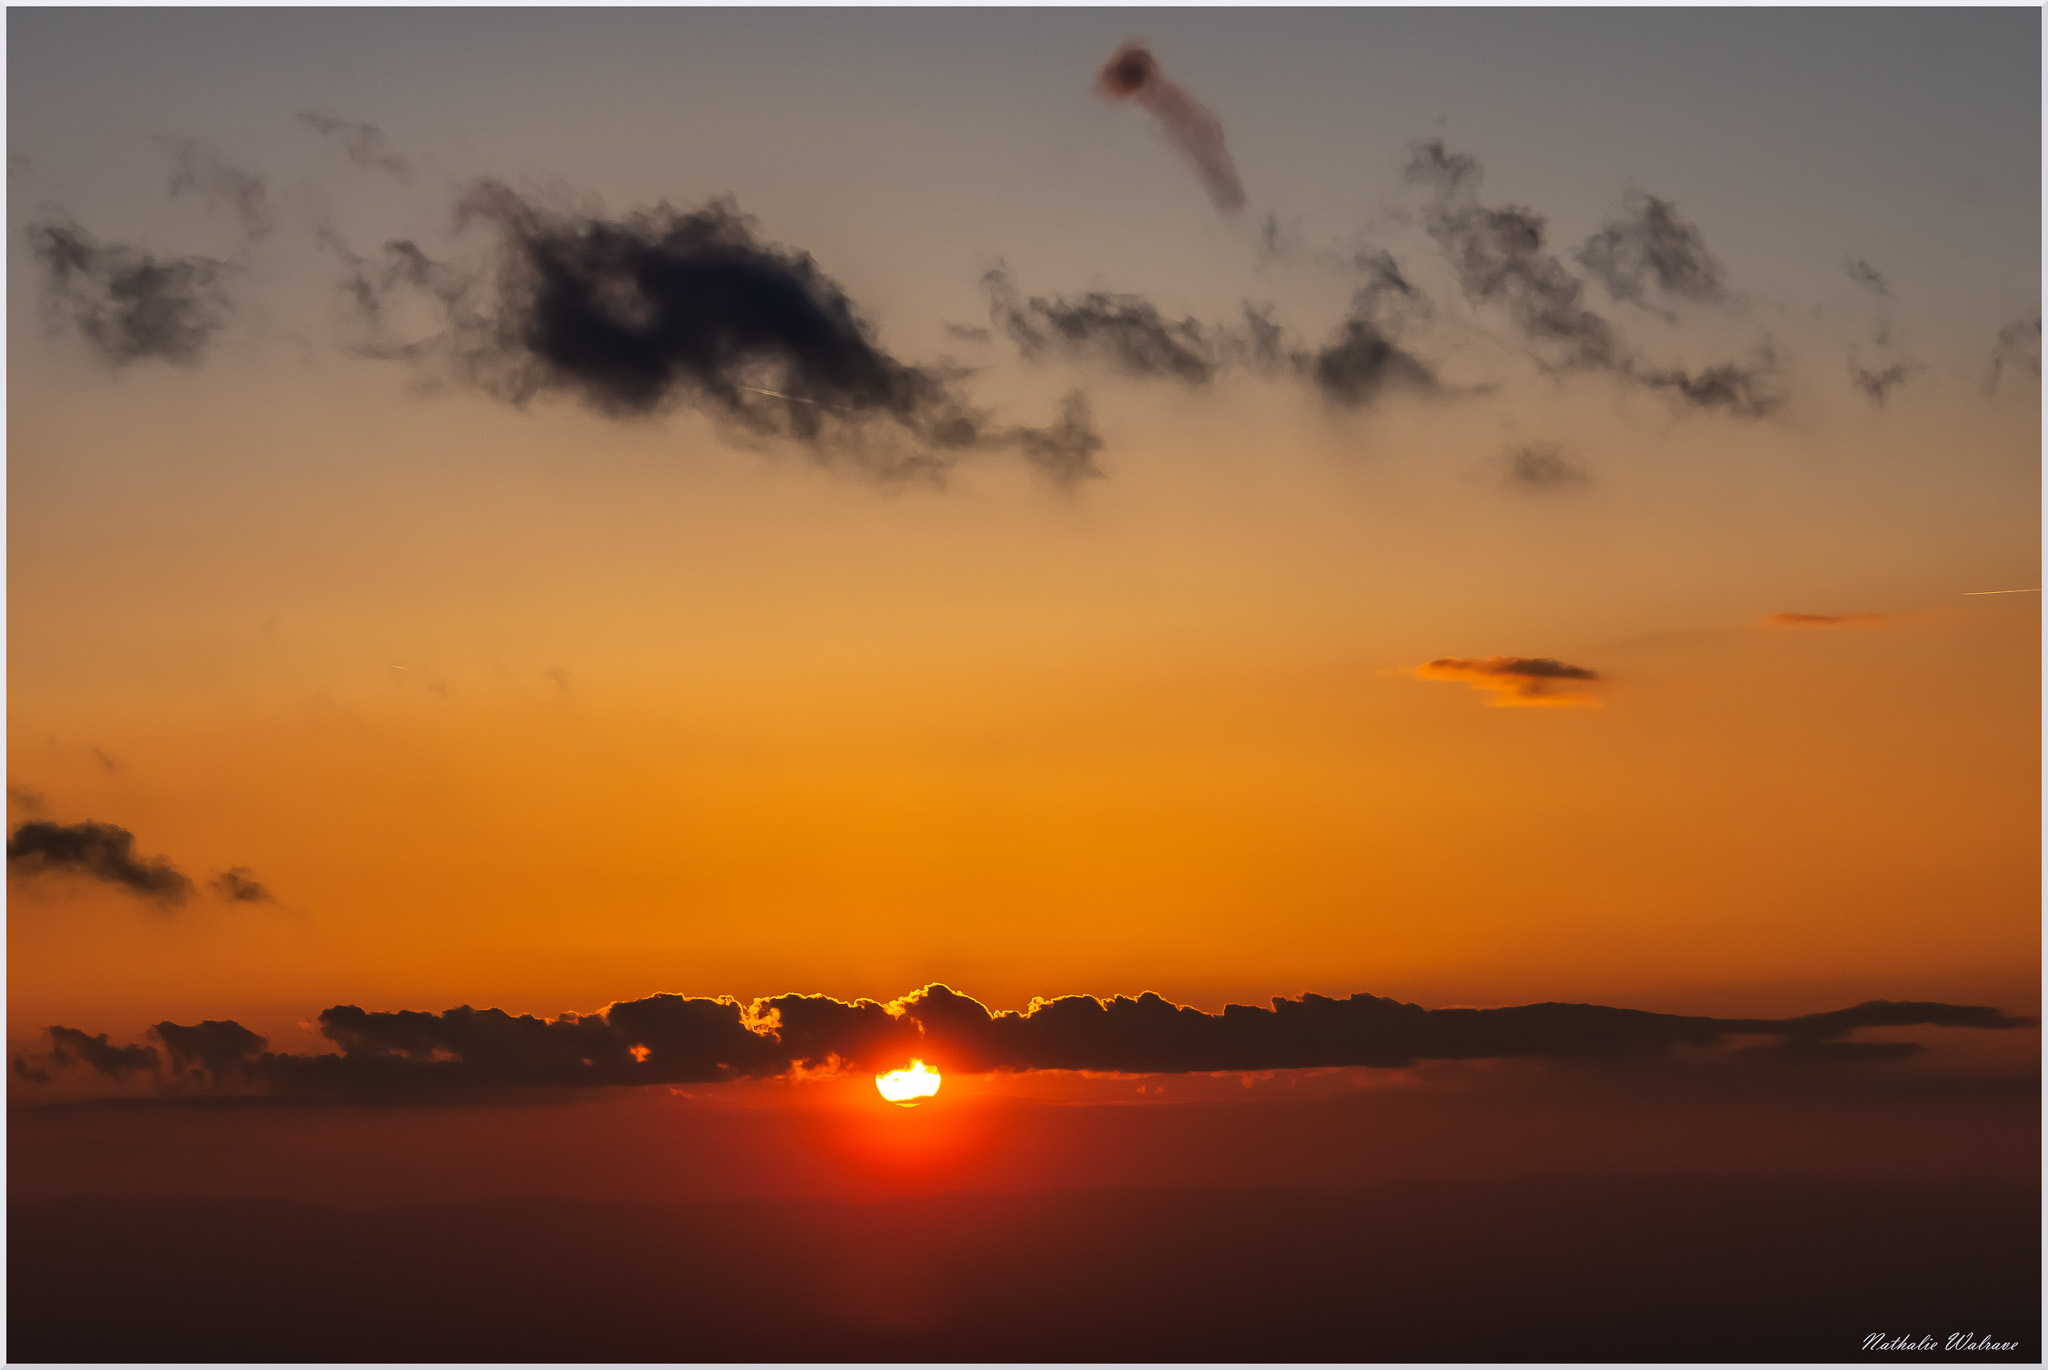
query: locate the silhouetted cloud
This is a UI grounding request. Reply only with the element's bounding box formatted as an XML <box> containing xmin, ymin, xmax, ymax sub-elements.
<box><xmin>1304</xmin><ymin>315</ymin><xmax>1439</xmax><ymax>406</ymax></box>
<box><xmin>7</xmin><ymin>820</ymin><xmax>193</xmax><ymax>905</ymax></box>
<box><xmin>1630</xmin><ymin>354</ymin><xmax>1782</xmax><ymax>418</ymax></box>
<box><xmin>1096</xmin><ymin>41</ymin><xmax>1245</xmax><ymax>213</ymax></box>
<box><xmin>46</xmin><ymin>1026</ymin><xmax>160</xmax><ymax>1078</ymax></box>
<box><xmin>333</xmin><ymin>188</ymin><xmax>1102</xmax><ymax>487</ymax></box>
<box><xmin>211</xmin><ymin>867</ymin><xmax>274</xmax><ymax>903</ymax></box>
<box><xmin>1837</xmin><ymin>258</ymin><xmax>1917</xmax><ymax>398</ymax></box>
<box><xmin>162</xmin><ymin>139</ymin><xmax>271</xmax><ymax>240</ymax></box>
<box><xmin>1503</xmin><ymin>443</ymin><xmax>1588</xmax><ymax>489</ymax></box>
<box><xmin>1405</xmin><ymin>141</ymin><xmax>1780</xmax><ymax>417</ymax></box>
<box><xmin>986</xmin><ymin>269</ymin><xmax>1221</xmax><ymax>384</ymax></box>
<box><xmin>1576</xmin><ymin>192</ymin><xmax>1726</xmax><ymax>313</ymax></box>
<box><xmin>1849</xmin><ymin>361</ymin><xmax>1914</xmax><ymax>404</ymax></box>
<box><xmin>1406</xmin><ymin>140</ymin><xmax>1622</xmax><ymax>372</ymax></box>
<box><xmin>1415</xmin><ymin>655</ymin><xmax>1602</xmax><ymax>707</ymax></box>
<box><xmin>986</xmin><ymin>257</ymin><xmax>1437</xmax><ymax>408</ymax></box>
<box><xmin>1765</xmin><ymin>612</ymin><xmax>1889</xmax><ymax>628</ymax></box>
<box><xmin>25</xmin><ymin>219</ymin><xmax>233</xmax><ymax>367</ymax></box>
<box><xmin>1987</xmin><ymin>316</ymin><xmax>2041</xmax><ymax>393</ymax></box>
<box><xmin>1303</xmin><ymin>254</ymin><xmax>1440</xmax><ymax>406</ymax></box>
<box><xmin>1842</xmin><ymin>257</ymin><xmax>1890</xmax><ymax>300</ymax></box>
<box><xmin>299</xmin><ymin>111</ymin><xmax>413</xmax><ymax>181</ymax></box>
<box><xmin>23</xmin><ymin>987</ymin><xmax>2028</xmax><ymax>1101</ymax></box>
<box><xmin>7</xmin><ymin>784</ymin><xmax>46</xmax><ymax>816</ymax></box>
<box><xmin>152</xmin><ymin>1020</ymin><xmax>269</xmax><ymax>1084</ymax></box>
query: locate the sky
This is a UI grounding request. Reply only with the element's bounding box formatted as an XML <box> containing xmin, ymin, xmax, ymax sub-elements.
<box><xmin>6</xmin><ymin>10</ymin><xmax>2040</xmax><ymax>1359</ymax></box>
<box><xmin>6</xmin><ymin>7</ymin><xmax>2039</xmax><ymax>1073</ymax></box>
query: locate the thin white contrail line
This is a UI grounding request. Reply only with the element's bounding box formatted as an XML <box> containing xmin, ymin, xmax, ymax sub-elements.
<box><xmin>738</xmin><ymin>385</ymin><xmax>858</xmax><ymax>412</ymax></box>
<box><xmin>1962</xmin><ymin>588</ymin><xmax>2042</xmax><ymax>595</ymax></box>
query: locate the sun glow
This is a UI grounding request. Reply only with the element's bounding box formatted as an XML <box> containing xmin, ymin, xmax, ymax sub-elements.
<box><xmin>875</xmin><ymin>1059</ymin><xmax>942</xmax><ymax>1106</ymax></box>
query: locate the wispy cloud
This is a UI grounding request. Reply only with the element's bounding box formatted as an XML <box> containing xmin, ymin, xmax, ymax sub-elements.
<box><xmin>1764</xmin><ymin>612</ymin><xmax>1889</xmax><ymax>628</ymax></box>
<box><xmin>1414</xmin><ymin>655</ymin><xmax>1603</xmax><ymax>707</ymax></box>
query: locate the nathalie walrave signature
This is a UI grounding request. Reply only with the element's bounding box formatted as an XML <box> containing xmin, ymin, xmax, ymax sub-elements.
<box><xmin>1865</xmin><ymin>1333</ymin><xmax>2022</xmax><ymax>1352</ymax></box>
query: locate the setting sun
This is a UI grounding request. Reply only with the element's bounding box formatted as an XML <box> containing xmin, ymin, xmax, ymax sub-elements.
<box><xmin>875</xmin><ymin>1060</ymin><xmax>942</xmax><ymax>1106</ymax></box>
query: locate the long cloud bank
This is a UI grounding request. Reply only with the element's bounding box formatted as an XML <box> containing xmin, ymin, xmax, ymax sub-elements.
<box><xmin>13</xmin><ymin>985</ymin><xmax>2030</xmax><ymax>1100</ymax></box>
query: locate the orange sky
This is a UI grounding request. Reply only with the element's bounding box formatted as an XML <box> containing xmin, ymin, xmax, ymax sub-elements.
<box><xmin>7</xmin><ymin>9</ymin><xmax>2040</xmax><ymax>1056</ymax></box>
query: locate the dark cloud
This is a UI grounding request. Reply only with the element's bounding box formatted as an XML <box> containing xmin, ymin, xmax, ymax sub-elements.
<box><xmin>1405</xmin><ymin>140</ymin><xmax>1622</xmax><ymax>373</ymax></box>
<box><xmin>1842</xmin><ymin>257</ymin><xmax>1890</xmax><ymax>299</ymax></box>
<box><xmin>333</xmin><ymin>187</ymin><xmax>1102</xmax><ymax>487</ymax></box>
<box><xmin>26</xmin><ymin>985</ymin><xmax>2028</xmax><ymax>1102</ymax></box>
<box><xmin>46</xmin><ymin>1026</ymin><xmax>161</xmax><ymax>1078</ymax></box>
<box><xmin>986</xmin><ymin>256</ymin><xmax>1437</xmax><ymax>408</ymax></box>
<box><xmin>1096</xmin><ymin>41</ymin><xmax>1245</xmax><ymax>214</ymax></box>
<box><xmin>1629</xmin><ymin>354</ymin><xmax>1782</xmax><ymax>419</ymax></box>
<box><xmin>942</xmin><ymin>323</ymin><xmax>991</xmax><ymax>343</ymax></box>
<box><xmin>1304</xmin><ymin>314</ymin><xmax>1438</xmax><ymax>407</ymax></box>
<box><xmin>152</xmin><ymin>1020</ymin><xmax>270</xmax><ymax>1084</ymax></box>
<box><xmin>7</xmin><ymin>820</ymin><xmax>193</xmax><ymax>905</ymax></box>
<box><xmin>1838</xmin><ymin>258</ymin><xmax>1913</xmax><ymax>392</ymax></box>
<box><xmin>1576</xmin><ymin>192</ymin><xmax>1727</xmax><ymax>312</ymax></box>
<box><xmin>1504</xmin><ymin>443</ymin><xmax>1589</xmax><ymax>490</ymax></box>
<box><xmin>1405</xmin><ymin>141</ymin><xmax>1781</xmax><ymax>417</ymax></box>
<box><xmin>1848</xmin><ymin>360</ymin><xmax>1914</xmax><ymax>404</ymax></box>
<box><xmin>985</xmin><ymin>268</ymin><xmax>1222</xmax><ymax>384</ymax></box>
<box><xmin>8</xmin><ymin>784</ymin><xmax>47</xmax><ymax>816</ymax></box>
<box><xmin>299</xmin><ymin>111</ymin><xmax>413</xmax><ymax>181</ymax></box>
<box><xmin>1302</xmin><ymin>254</ymin><xmax>1440</xmax><ymax>407</ymax></box>
<box><xmin>25</xmin><ymin>219</ymin><xmax>233</xmax><ymax>367</ymax></box>
<box><xmin>1415</xmin><ymin>655</ymin><xmax>1603</xmax><ymax>707</ymax></box>
<box><xmin>210</xmin><ymin>867</ymin><xmax>274</xmax><ymax>903</ymax></box>
<box><xmin>162</xmin><ymin>139</ymin><xmax>271</xmax><ymax>240</ymax></box>
<box><xmin>1765</xmin><ymin>611</ymin><xmax>1888</xmax><ymax>628</ymax></box>
<box><xmin>1987</xmin><ymin>316</ymin><xmax>2041</xmax><ymax>393</ymax></box>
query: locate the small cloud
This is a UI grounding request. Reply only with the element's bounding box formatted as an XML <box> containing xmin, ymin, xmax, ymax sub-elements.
<box><xmin>1987</xmin><ymin>316</ymin><xmax>2041</xmax><ymax>394</ymax></box>
<box><xmin>1842</xmin><ymin>257</ymin><xmax>1890</xmax><ymax>299</ymax></box>
<box><xmin>1404</xmin><ymin>140</ymin><xmax>1781</xmax><ymax>418</ymax></box>
<box><xmin>1764</xmin><ymin>612</ymin><xmax>1889</xmax><ymax>628</ymax></box>
<box><xmin>161</xmin><ymin>139</ymin><xmax>271</xmax><ymax>241</ymax></box>
<box><xmin>1576</xmin><ymin>191</ymin><xmax>1727</xmax><ymax>313</ymax></box>
<box><xmin>985</xmin><ymin>268</ymin><xmax>1222</xmax><ymax>385</ymax></box>
<box><xmin>1503</xmin><ymin>443</ymin><xmax>1589</xmax><ymax>490</ymax></box>
<box><xmin>25</xmin><ymin>219</ymin><xmax>234</xmax><ymax>368</ymax></box>
<box><xmin>298</xmin><ymin>110</ymin><xmax>413</xmax><ymax>181</ymax></box>
<box><xmin>1415</xmin><ymin>656</ymin><xmax>1602</xmax><ymax>707</ymax></box>
<box><xmin>1849</xmin><ymin>361</ymin><xmax>1914</xmax><ymax>405</ymax></box>
<box><xmin>210</xmin><ymin>867</ymin><xmax>274</xmax><ymax>904</ymax></box>
<box><xmin>7</xmin><ymin>785</ymin><xmax>46</xmax><ymax>816</ymax></box>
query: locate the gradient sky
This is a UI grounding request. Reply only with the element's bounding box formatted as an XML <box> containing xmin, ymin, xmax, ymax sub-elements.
<box><xmin>7</xmin><ymin>7</ymin><xmax>2039</xmax><ymax>1061</ymax></box>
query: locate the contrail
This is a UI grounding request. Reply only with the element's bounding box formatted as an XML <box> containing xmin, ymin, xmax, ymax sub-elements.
<box><xmin>738</xmin><ymin>385</ymin><xmax>846</xmax><ymax>411</ymax></box>
<box><xmin>1962</xmin><ymin>588</ymin><xmax>2041</xmax><ymax>596</ymax></box>
<box><xmin>1096</xmin><ymin>41</ymin><xmax>1245</xmax><ymax>214</ymax></box>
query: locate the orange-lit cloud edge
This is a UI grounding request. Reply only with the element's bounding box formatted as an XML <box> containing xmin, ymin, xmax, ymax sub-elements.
<box><xmin>13</xmin><ymin>983</ymin><xmax>2030</xmax><ymax>1104</ymax></box>
<box><xmin>1413</xmin><ymin>655</ymin><xmax>1604</xmax><ymax>707</ymax></box>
